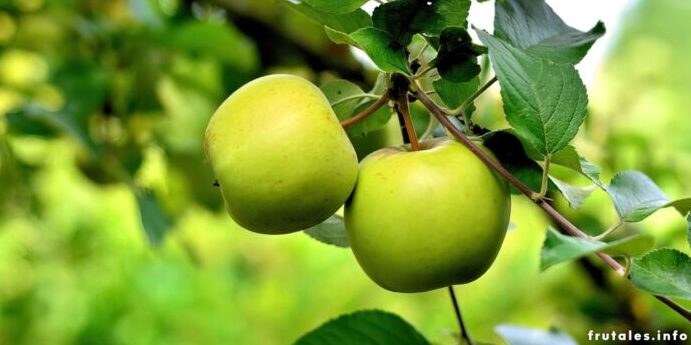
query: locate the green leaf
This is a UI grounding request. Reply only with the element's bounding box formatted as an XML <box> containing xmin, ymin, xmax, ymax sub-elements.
<box><xmin>320</xmin><ymin>79</ymin><xmax>366</xmax><ymax>120</ymax></box>
<box><xmin>285</xmin><ymin>1</ymin><xmax>372</xmax><ymax>47</ymax></box>
<box><xmin>494</xmin><ymin>0</ymin><xmax>605</xmax><ymax>64</ymax></box>
<box><xmin>496</xmin><ymin>325</ymin><xmax>577</xmax><ymax>345</ymax></box>
<box><xmin>540</xmin><ymin>227</ymin><xmax>655</xmax><ymax>271</ymax></box>
<box><xmin>302</xmin><ymin>0</ymin><xmax>369</xmax><ymax>14</ymax></box>
<box><xmin>477</xmin><ymin>30</ymin><xmax>587</xmax><ymax>156</ymax></box>
<box><xmin>549</xmin><ymin>177</ymin><xmax>595</xmax><ymax>209</ymax></box>
<box><xmin>372</xmin><ymin>0</ymin><xmax>471</xmax><ymax>46</ymax></box>
<box><xmin>550</xmin><ymin>146</ymin><xmax>606</xmax><ymax>188</ymax></box>
<box><xmin>134</xmin><ymin>188</ymin><xmax>173</xmax><ymax>246</ymax></box>
<box><xmin>350</xmin><ymin>27</ymin><xmax>410</xmax><ymax>73</ymax></box>
<box><xmin>294</xmin><ymin>310</ymin><xmax>430</xmax><ymax>345</ymax></box>
<box><xmin>630</xmin><ymin>248</ymin><xmax>691</xmax><ymax>300</ymax></box>
<box><xmin>304</xmin><ymin>215</ymin><xmax>349</xmax><ymax>248</ymax></box>
<box><xmin>432</xmin><ymin>76</ymin><xmax>479</xmax><ymax>109</ymax></box>
<box><xmin>346</xmin><ymin>97</ymin><xmax>394</xmax><ymax>138</ymax></box>
<box><xmin>430</xmin><ymin>27</ymin><xmax>481</xmax><ymax>82</ymax></box>
<box><xmin>688</xmin><ymin>213</ymin><xmax>691</xmax><ymax>250</ymax></box>
<box><xmin>158</xmin><ymin>20</ymin><xmax>259</xmax><ymax>72</ymax></box>
<box><xmin>605</xmin><ymin>170</ymin><xmax>669</xmax><ymax>222</ymax></box>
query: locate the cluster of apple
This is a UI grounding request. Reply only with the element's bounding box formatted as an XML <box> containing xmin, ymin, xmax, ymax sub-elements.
<box><xmin>204</xmin><ymin>74</ymin><xmax>511</xmax><ymax>293</ymax></box>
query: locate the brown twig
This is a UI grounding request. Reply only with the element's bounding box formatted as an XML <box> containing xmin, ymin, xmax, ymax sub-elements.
<box><xmin>416</xmin><ymin>87</ymin><xmax>691</xmax><ymax>322</ymax></box>
<box><xmin>340</xmin><ymin>96</ymin><xmax>389</xmax><ymax>129</ymax></box>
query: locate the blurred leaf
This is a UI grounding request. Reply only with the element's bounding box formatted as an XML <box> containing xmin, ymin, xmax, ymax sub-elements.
<box><xmin>430</xmin><ymin>27</ymin><xmax>481</xmax><ymax>82</ymax></box>
<box><xmin>540</xmin><ymin>227</ymin><xmax>655</xmax><ymax>271</ymax></box>
<box><xmin>688</xmin><ymin>214</ymin><xmax>691</xmax><ymax>250</ymax></box>
<box><xmin>549</xmin><ymin>177</ymin><xmax>595</xmax><ymax>209</ymax></box>
<box><xmin>372</xmin><ymin>0</ymin><xmax>470</xmax><ymax>46</ymax></box>
<box><xmin>494</xmin><ymin>0</ymin><xmax>605</xmax><ymax>64</ymax></box>
<box><xmin>128</xmin><ymin>0</ymin><xmax>166</xmax><ymax>28</ymax></box>
<box><xmin>495</xmin><ymin>325</ymin><xmax>577</xmax><ymax>345</ymax></box>
<box><xmin>134</xmin><ymin>188</ymin><xmax>173</xmax><ymax>246</ymax></box>
<box><xmin>158</xmin><ymin>21</ymin><xmax>259</xmax><ymax>73</ymax></box>
<box><xmin>304</xmin><ymin>215</ymin><xmax>349</xmax><ymax>248</ymax></box>
<box><xmin>432</xmin><ymin>76</ymin><xmax>479</xmax><ymax>109</ymax></box>
<box><xmin>630</xmin><ymin>249</ymin><xmax>691</xmax><ymax>300</ymax></box>
<box><xmin>349</xmin><ymin>27</ymin><xmax>409</xmax><ymax>73</ymax></box>
<box><xmin>477</xmin><ymin>30</ymin><xmax>588</xmax><ymax>157</ymax></box>
<box><xmin>320</xmin><ymin>79</ymin><xmax>366</xmax><ymax>120</ymax></box>
<box><xmin>302</xmin><ymin>0</ymin><xmax>369</xmax><ymax>14</ymax></box>
<box><xmin>285</xmin><ymin>1</ymin><xmax>372</xmax><ymax>46</ymax></box>
<box><xmin>294</xmin><ymin>310</ymin><xmax>430</xmax><ymax>345</ymax></box>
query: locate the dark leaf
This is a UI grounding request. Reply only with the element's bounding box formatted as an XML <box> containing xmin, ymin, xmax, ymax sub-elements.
<box><xmin>430</xmin><ymin>27</ymin><xmax>482</xmax><ymax>82</ymax></box>
<box><xmin>294</xmin><ymin>310</ymin><xmax>430</xmax><ymax>345</ymax></box>
<box><xmin>372</xmin><ymin>0</ymin><xmax>471</xmax><ymax>46</ymax></box>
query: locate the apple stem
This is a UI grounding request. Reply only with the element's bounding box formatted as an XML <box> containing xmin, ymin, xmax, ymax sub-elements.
<box><xmin>415</xmin><ymin>85</ymin><xmax>691</xmax><ymax>323</ymax></box>
<box><xmin>396</xmin><ymin>97</ymin><xmax>421</xmax><ymax>151</ymax></box>
<box><xmin>448</xmin><ymin>286</ymin><xmax>475</xmax><ymax>345</ymax></box>
<box><xmin>340</xmin><ymin>95</ymin><xmax>389</xmax><ymax>129</ymax></box>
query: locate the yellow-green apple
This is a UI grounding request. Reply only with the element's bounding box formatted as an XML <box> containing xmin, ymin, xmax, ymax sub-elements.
<box><xmin>345</xmin><ymin>138</ymin><xmax>510</xmax><ymax>292</ymax></box>
<box><xmin>205</xmin><ymin>74</ymin><xmax>358</xmax><ymax>234</ymax></box>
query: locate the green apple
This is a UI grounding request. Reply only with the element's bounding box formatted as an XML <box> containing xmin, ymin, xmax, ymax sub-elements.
<box><xmin>205</xmin><ymin>74</ymin><xmax>358</xmax><ymax>234</ymax></box>
<box><xmin>345</xmin><ymin>138</ymin><xmax>511</xmax><ymax>292</ymax></box>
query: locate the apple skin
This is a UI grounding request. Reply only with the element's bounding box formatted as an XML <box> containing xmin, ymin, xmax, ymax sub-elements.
<box><xmin>344</xmin><ymin>138</ymin><xmax>511</xmax><ymax>292</ymax></box>
<box><xmin>204</xmin><ymin>74</ymin><xmax>358</xmax><ymax>234</ymax></box>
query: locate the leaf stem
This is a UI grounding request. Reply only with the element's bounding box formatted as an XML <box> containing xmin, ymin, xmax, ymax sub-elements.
<box><xmin>536</xmin><ymin>154</ymin><xmax>551</xmax><ymax>200</ymax></box>
<box><xmin>340</xmin><ymin>95</ymin><xmax>389</xmax><ymax>129</ymax></box>
<box><xmin>592</xmin><ymin>219</ymin><xmax>624</xmax><ymax>241</ymax></box>
<box><xmin>448</xmin><ymin>286</ymin><xmax>475</xmax><ymax>345</ymax></box>
<box><xmin>444</xmin><ymin>76</ymin><xmax>498</xmax><ymax>116</ymax></box>
<box><xmin>330</xmin><ymin>93</ymin><xmax>381</xmax><ymax>107</ymax></box>
<box><xmin>415</xmin><ymin>86</ymin><xmax>691</xmax><ymax>322</ymax></box>
<box><xmin>396</xmin><ymin>97</ymin><xmax>420</xmax><ymax>151</ymax></box>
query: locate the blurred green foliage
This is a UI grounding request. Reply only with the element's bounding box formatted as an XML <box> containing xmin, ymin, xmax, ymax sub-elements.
<box><xmin>0</xmin><ymin>0</ymin><xmax>689</xmax><ymax>344</ymax></box>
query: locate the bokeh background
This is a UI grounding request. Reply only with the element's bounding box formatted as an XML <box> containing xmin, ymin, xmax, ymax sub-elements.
<box><xmin>1</xmin><ymin>0</ymin><xmax>690</xmax><ymax>344</ymax></box>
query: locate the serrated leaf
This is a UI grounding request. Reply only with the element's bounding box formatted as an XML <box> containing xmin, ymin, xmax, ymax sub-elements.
<box><xmin>302</xmin><ymin>0</ymin><xmax>369</xmax><ymax>14</ymax></box>
<box><xmin>630</xmin><ymin>249</ymin><xmax>691</xmax><ymax>300</ymax></box>
<box><xmin>477</xmin><ymin>31</ymin><xmax>587</xmax><ymax>156</ymax></box>
<box><xmin>285</xmin><ymin>1</ymin><xmax>372</xmax><ymax>47</ymax></box>
<box><xmin>430</xmin><ymin>27</ymin><xmax>481</xmax><ymax>82</ymax></box>
<box><xmin>304</xmin><ymin>215</ymin><xmax>349</xmax><ymax>248</ymax></box>
<box><xmin>320</xmin><ymin>79</ymin><xmax>366</xmax><ymax>120</ymax></box>
<box><xmin>134</xmin><ymin>188</ymin><xmax>173</xmax><ymax>246</ymax></box>
<box><xmin>350</xmin><ymin>27</ymin><xmax>409</xmax><ymax>73</ymax></box>
<box><xmin>496</xmin><ymin>325</ymin><xmax>577</xmax><ymax>345</ymax></box>
<box><xmin>540</xmin><ymin>227</ymin><xmax>655</xmax><ymax>271</ymax></box>
<box><xmin>432</xmin><ymin>76</ymin><xmax>479</xmax><ymax>109</ymax></box>
<box><xmin>550</xmin><ymin>177</ymin><xmax>595</xmax><ymax>209</ymax></box>
<box><xmin>372</xmin><ymin>0</ymin><xmax>470</xmax><ymax>46</ymax></box>
<box><xmin>294</xmin><ymin>310</ymin><xmax>430</xmax><ymax>345</ymax></box>
<box><xmin>494</xmin><ymin>0</ymin><xmax>605</xmax><ymax>64</ymax></box>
